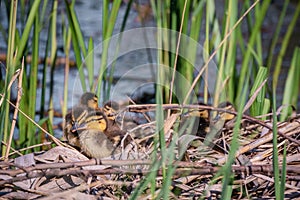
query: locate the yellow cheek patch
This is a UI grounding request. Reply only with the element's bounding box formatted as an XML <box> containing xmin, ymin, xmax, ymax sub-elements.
<box><xmin>87</xmin><ymin>121</ymin><xmax>106</xmax><ymax>131</ymax></box>
<box><xmin>99</xmin><ymin>120</ymin><xmax>107</xmax><ymax>131</ymax></box>
<box><xmin>88</xmin><ymin>100</ymin><xmax>98</xmax><ymax>109</ymax></box>
<box><xmin>198</xmin><ymin>110</ymin><xmax>209</xmax><ymax>119</ymax></box>
<box><xmin>188</xmin><ymin>110</ymin><xmax>209</xmax><ymax>119</ymax></box>
<box><xmin>85</xmin><ymin>112</ymin><xmax>108</xmax><ymax>131</ymax></box>
<box><xmin>220</xmin><ymin>112</ymin><xmax>235</xmax><ymax>121</ymax></box>
<box><xmin>87</xmin><ymin>122</ymin><xmax>100</xmax><ymax>130</ymax></box>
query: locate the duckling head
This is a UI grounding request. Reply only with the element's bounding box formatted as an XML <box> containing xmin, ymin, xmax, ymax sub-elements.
<box><xmin>183</xmin><ymin>103</ymin><xmax>210</xmax><ymax>120</ymax></box>
<box><xmin>69</xmin><ymin>106</ymin><xmax>88</xmax><ymax>133</ymax></box>
<box><xmin>80</xmin><ymin>92</ymin><xmax>99</xmax><ymax>110</ymax></box>
<box><xmin>185</xmin><ymin>109</ymin><xmax>210</xmax><ymax>119</ymax></box>
<box><xmin>103</xmin><ymin>100</ymin><xmax>119</xmax><ymax>120</ymax></box>
<box><xmin>181</xmin><ymin>103</ymin><xmax>211</xmax><ymax>137</ymax></box>
<box><xmin>217</xmin><ymin>101</ymin><xmax>236</xmax><ymax>121</ymax></box>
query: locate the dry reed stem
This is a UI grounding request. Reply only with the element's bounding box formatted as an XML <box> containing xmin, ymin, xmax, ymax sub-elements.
<box><xmin>1</xmin><ymin>102</ymin><xmax>299</xmax><ymax>198</ymax></box>
<box><xmin>5</xmin><ymin>59</ymin><xmax>24</xmax><ymax>160</ymax></box>
<box><xmin>0</xmin><ymin>94</ymin><xmax>75</xmax><ymax>150</ymax></box>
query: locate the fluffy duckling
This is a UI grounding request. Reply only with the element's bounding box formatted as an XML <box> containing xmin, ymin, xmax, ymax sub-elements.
<box><xmin>102</xmin><ymin>100</ymin><xmax>120</xmax><ymax>120</ymax></box>
<box><xmin>71</xmin><ymin>109</ymin><xmax>121</xmax><ymax>158</ymax></box>
<box><xmin>64</xmin><ymin>92</ymin><xmax>99</xmax><ymax>148</ymax></box>
<box><xmin>182</xmin><ymin>103</ymin><xmax>210</xmax><ymax>138</ymax></box>
<box><xmin>102</xmin><ymin>100</ymin><xmax>131</xmax><ymax>147</ymax></box>
<box><xmin>214</xmin><ymin>101</ymin><xmax>236</xmax><ymax>124</ymax></box>
<box><xmin>64</xmin><ymin>106</ymin><xmax>88</xmax><ymax>148</ymax></box>
<box><xmin>80</xmin><ymin>93</ymin><xmax>130</xmax><ymax>147</ymax></box>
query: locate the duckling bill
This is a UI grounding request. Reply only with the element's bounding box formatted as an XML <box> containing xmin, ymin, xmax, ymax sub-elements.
<box><xmin>64</xmin><ymin>106</ymin><xmax>88</xmax><ymax>148</ymax></box>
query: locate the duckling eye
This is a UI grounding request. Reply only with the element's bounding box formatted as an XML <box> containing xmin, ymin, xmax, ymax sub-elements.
<box><xmin>104</xmin><ymin>105</ymin><xmax>110</xmax><ymax>111</ymax></box>
<box><xmin>200</xmin><ymin>111</ymin><xmax>209</xmax><ymax>118</ymax></box>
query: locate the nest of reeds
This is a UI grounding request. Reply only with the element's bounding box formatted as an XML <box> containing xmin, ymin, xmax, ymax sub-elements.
<box><xmin>1</xmin><ymin>104</ymin><xmax>300</xmax><ymax>199</ymax></box>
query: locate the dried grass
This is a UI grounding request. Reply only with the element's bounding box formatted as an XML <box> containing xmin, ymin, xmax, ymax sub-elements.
<box><xmin>1</xmin><ymin>104</ymin><xmax>300</xmax><ymax>199</ymax></box>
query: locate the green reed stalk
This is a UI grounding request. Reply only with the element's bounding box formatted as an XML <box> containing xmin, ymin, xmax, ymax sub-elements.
<box><xmin>15</xmin><ymin>0</ymin><xmax>41</xmax><ymax>62</ymax></box>
<box><xmin>250</xmin><ymin>66</ymin><xmax>268</xmax><ymax>116</ymax></box>
<box><xmin>62</xmin><ymin>21</ymin><xmax>72</xmax><ymax>123</ymax></box>
<box><xmin>213</xmin><ymin>0</ymin><xmax>231</xmax><ymax>106</ymax></box>
<box><xmin>280</xmin><ymin>142</ymin><xmax>287</xmax><ymax>200</ymax></box>
<box><xmin>18</xmin><ymin>75</ymin><xmax>28</xmax><ymax>146</ymax></box>
<box><xmin>1</xmin><ymin>0</ymin><xmax>18</xmax><ymax>156</ymax></box>
<box><xmin>18</xmin><ymin>0</ymin><xmax>51</xmax><ymax>150</ymax></box>
<box><xmin>266</xmin><ymin>0</ymin><xmax>289</xmax><ymax>69</ymax></box>
<box><xmin>273</xmin><ymin>1</ymin><xmax>300</xmax><ymax>90</ymax></box>
<box><xmin>254</xmin><ymin>3</ymin><xmax>263</xmax><ymax>63</ymax></box>
<box><xmin>151</xmin><ymin>0</ymin><xmax>205</xmax><ymax>104</ymax></box>
<box><xmin>40</xmin><ymin>0</ymin><xmax>48</xmax><ymax>25</ymax></box>
<box><xmin>224</xmin><ymin>0</ymin><xmax>238</xmax><ymax>103</ymax></box>
<box><xmin>97</xmin><ymin>0</ymin><xmax>122</xmax><ymax>100</ymax></box>
<box><xmin>26</xmin><ymin>12</ymin><xmax>40</xmax><ymax>149</ymax></box>
<box><xmin>206</xmin><ymin>0</ymin><xmax>221</xmax><ymax>62</ymax></box>
<box><xmin>87</xmin><ymin>38</ymin><xmax>94</xmax><ymax>90</ymax></box>
<box><xmin>177</xmin><ymin>0</ymin><xmax>192</xmax><ymax>85</ymax></box>
<box><xmin>2</xmin><ymin>0</ymin><xmax>41</xmax><ymax>153</ymax></box>
<box><xmin>203</xmin><ymin>0</ymin><xmax>223</xmax><ymax>104</ymax></box>
<box><xmin>40</xmin><ymin>1</ymin><xmax>53</xmax><ymax>120</ymax></box>
<box><xmin>47</xmin><ymin>0</ymin><xmax>58</xmax><ymax>129</ymax></box>
<box><xmin>203</xmin><ymin>1</ymin><xmax>210</xmax><ymax>103</ymax></box>
<box><xmin>236</xmin><ymin>0</ymin><xmax>270</xmax><ymax>105</ymax></box>
<box><xmin>221</xmin><ymin>68</ymin><xmax>250</xmax><ymax>199</ymax></box>
<box><xmin>156</xmin><ymin>1</ymin><xmax>171</xmax><ymax>102</ymax></box>
<box><xmin>64</xmin><ymin>0</ymin><xmax>87</xmax><ymax>91</ymax></box>
<box><xmin>272</xmin><ymin>90</ymin><xmax>281</xmax><ymax>199</ymax></box>
<box><xmin>187</xmin><ymin>1</ymin><xmax>205</xmax><ymax>103</ymax></box>
<box><xmin>155</xmin><ymin>85</ymin><xmax>168</xmax><ymax>199</ymax></box>
<box><xmin>280</xmin><ymin>47</ymin><xmax>300</xmax><ymax>121</ymax></box>
<box><xmin>106</xmin><ymin>0</ymin><xmax>133</xmax><ymax>99</ymax></box>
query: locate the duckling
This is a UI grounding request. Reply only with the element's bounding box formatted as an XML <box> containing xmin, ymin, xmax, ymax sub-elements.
<box><xmin>181</xmin><ymin>102</ymin><xmax>236</xmax><ymax>160</ymax></box>
<box><xmin>64</xmin><ymin>92</ymin><xmax>99</xmax><ymax>148</ymax></box>
<box><xmin>178</xmin><ymin>103</ymin><xmax>210</xmax><ymax>161</ymax></box>
<box><xmin>71</xmin><ymin>109</ymin><xmax>121</xmax><ymax>158</ymax></box>
<box><xmin>102</xmin><ymin>100</ymin><xmax>120</xmax><ymax>120</ymax></box>
<box><xmin>182</xmin><ymin>103</ymin><xmax>210</xmax><ymax>138</ymax></box>
<box><xmin>102</xmin><ymin>100</ymin><xmax>131</xmax><ymax>147</ymax></box>
<box><xmin>77</xmin><ymin>93</ymin><xmax>131</xmax><ymax>147</ymax></box>
<box><xmin>64</xmin><ymin>106</ymin><xmax>88</xmax><ymax>148</ymax></box>
<box><xmin>199</xmin><ymin>101</ymin><xmax>236</xmax><ymax>140</ymax></box>
<box><xmin>216</xmin><ymin>101</ymin><xmax>235</xmax><ymax>121</ymax></box>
